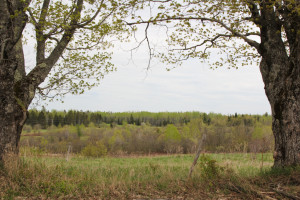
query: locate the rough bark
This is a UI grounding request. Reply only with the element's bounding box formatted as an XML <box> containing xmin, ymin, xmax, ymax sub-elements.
<box><xmin>0</xmin><ymin>61</ymin><xmax>28</xmax><ymax>159</ymax></box>
<box><xmin>258</xmin><ymin>2</ymin><xmax>300</xmax><ymax>167</ymax></box>
<box><xmin>0</xmin><ymin>0</ymin><xmax>32</xmax><ymax>160</ymax></box>
<box><xmin>0</xmin><ymin>61</ymin><xmax>20</xmax><ymax>158</ymax></box>
<box><xmin>260</xmin><ymin>58</ymin><xmax>300</xmax><ymax>167</ymax></box>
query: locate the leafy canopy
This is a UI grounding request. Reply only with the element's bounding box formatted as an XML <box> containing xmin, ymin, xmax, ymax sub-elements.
<box><xmin>128</xmin><ymin>0</ymin><xmax>298</xmax><ymax>69</ymax></box>
<box><xmin>23</xmin><ymin>0</ymin><xmax>139</xmax><ymax>100</ymax></box>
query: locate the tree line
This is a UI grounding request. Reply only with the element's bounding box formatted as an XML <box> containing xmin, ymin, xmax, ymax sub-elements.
<box><xmin>26</xmin><ymin>109</ymin><xmax>269</xmax><ymax>128</ymax></box>
<box><xmin>21</xmin><ymin>109</ymin><xmax>273</xmax><ymax>156</ymax></box>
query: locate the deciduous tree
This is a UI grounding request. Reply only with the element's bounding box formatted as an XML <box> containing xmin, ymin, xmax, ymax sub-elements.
<box><xmin>130</xmin><ymin>0</ymin><xmax>300</xmax><ymax>167</ymax></box>
<box><xmin>0</xmin><ymin>0</ymin><xmax>137</xmax><ymax>160</ymax></box>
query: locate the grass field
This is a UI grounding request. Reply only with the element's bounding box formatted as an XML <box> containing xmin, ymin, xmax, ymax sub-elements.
<box><xmin>1</xmin><ymin>153</ymin><xmax>299</xmax><ymax>199</ymax></box>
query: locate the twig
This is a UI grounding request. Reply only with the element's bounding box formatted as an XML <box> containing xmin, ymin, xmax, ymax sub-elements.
<box><xmin>66</xmin><ymin>144</ymin><xmax>72</xmax><ymax>161</ymax></box>
<box><xmin>272</xmin><ymin>189</ymin><xmax>300</xmax><ymax>200</ymax></box>
<box><xmin>258</xmin><ymin>192</ymin><xmax>277</xmax><ymax>200</ymax></box>
<box><xmin>261</xmin><ymin>152</ymin><xmax>264</xmax><ymax>171</ymax></box>
<box><xmin>188</xmin><ymin>134</ymin><xmax>206</xmax><ymax>178</ymax></box>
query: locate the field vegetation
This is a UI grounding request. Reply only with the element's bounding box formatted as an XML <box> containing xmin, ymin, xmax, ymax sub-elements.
<box><xmin>22</xmin><ymin>110</ymin><xmax>273</xmax><ymax>156</ymax></box>
<box><xmin>1</xmin><ymin>110</ymin><xmax>299</xmax><ymax>199</ymax></box>
<box><xmin>1</xmin><ymin>153</ymin><xmax>299</xmax><ymax>199</ymax></box>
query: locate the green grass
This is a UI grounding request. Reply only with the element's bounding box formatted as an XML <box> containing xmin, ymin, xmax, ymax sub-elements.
<box><xmin>208</xmin><ymin>153</ymin><xmax>273</xmax><ymax>176</ymax></box>
<box><xmin>1</xmin><ymin>153</ymin><xmax>299</xmax><ymax>199</ymax></box>
<box><xmin>18</xmin><ymin>153</ymin><xmax>274</xmax><ymax>181</ymax></box>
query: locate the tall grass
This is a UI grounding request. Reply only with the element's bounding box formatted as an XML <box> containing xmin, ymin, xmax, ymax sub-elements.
<box><xmin>1</xmin><ymin>153</ymin><xmax>292</xmax><ymax>199</ymax></box>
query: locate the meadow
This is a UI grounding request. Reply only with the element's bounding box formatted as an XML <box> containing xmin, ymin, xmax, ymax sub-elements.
<box><xmin>1</xmin><ymin>111</ymin><xmax>299</xmax><ymax>199</ymax></box>
<box><xmin>1</xmin><ymin>152</ymin><xmax>299</xmax><ymax>199</ymax></box>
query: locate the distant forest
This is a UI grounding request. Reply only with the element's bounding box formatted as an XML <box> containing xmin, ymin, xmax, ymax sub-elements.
<box><xmin>26</xmin><ymin>109</ymin><xmax>269</xmax><ymax>128</ymax></box>
<box><xmin>22</xmin><ymin>109</ymin><xmax>273</xmax><ymax>156</ymax></box>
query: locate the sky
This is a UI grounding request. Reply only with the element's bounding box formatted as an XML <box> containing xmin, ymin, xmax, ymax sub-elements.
<box><xmin>33</xmin><ymin>49</ymin><xmax>271</xmax><ymax>115</ymax></box>
<box><xmin>24</xmin><ymin>9</ymin><xmax>271</xmax><ymax>115</ymax></box>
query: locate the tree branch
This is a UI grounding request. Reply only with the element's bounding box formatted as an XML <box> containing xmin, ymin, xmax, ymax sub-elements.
<box><xmin>45</xmin><ymin>0</ymin><xmax>84</xmax><ymax>66</ymax></box>
<box><xmin>77</xmin><ymin>0</ymin><xmax>105</xmax><ymax>27</ymax></box>
<box><xmin>5</xmin><ymin>0</ymin><xmax>29</xmax><ymax>47</ymax></box>
<box><xmin>128</xmin><ymin>16</ymin><xmax>260</xmax><ymax>50</ymax></box>
<box><xmin>27</xmin><ymin>8</ymin><xmax>38</xmax><ymax>25</ymax></box>
<box><xmin>27</xmin><ymin>0</ymin><xmax>84</xmax><ymax>88</ymax></box>
<box><xmin>245</xmin><ymin>0</ymin><xmax>261</xmax><ymax>25</ymax></box>
<box><xmin>35</xmin><ymin>0</ymin><xmax>50</xmax><ymax>64</ymax></box>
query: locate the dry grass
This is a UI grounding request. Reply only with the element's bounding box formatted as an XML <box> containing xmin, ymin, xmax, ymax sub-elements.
<box><xmin>0</xmin><ymin>153</ymin><xmax>299</xmax><ymax>199</ymax></box>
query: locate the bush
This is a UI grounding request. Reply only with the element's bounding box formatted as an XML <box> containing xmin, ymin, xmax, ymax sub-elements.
<box><xmin>81</xmin><ymin>142</ymin><xmax>107</xmax><ymax>158</ymax></box>
<box><xmin>198</xmin><ymin>155</ymin><xmax>223</xmax><ymax>180</ymax></box>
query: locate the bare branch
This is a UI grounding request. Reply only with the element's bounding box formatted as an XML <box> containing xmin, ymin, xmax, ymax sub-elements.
<box><xmin>128</xmin><ymin>22</ymin><xmax>153</xmax><ymax>70</ymax></box>
<box><xmin>144</xmin><ymin>23</ymin><xmax>153</xmax><ymax>70</ymax></box>
<box><xmin>171</xmin><ymin>34</ymin><xmax>232</xmax><ymax>51</ymax></box>
<box><xmin>128</xmin><ymin>16</ymin><xmax>260</xmax><ymax>50</ymax></box>
<box><xmin>48</xmin><ymin>36</ymin><xmax>59</xmax><ymax>44</ymax></box>
<box><xmin>44</xmin><ymin>27</ymin><xmax>61</xmax><ymax>38</ymax></box>
<box><xmin>149</xmin><ymin>0</ymin><xmax>172</xmax><ymax>2</ymax></box>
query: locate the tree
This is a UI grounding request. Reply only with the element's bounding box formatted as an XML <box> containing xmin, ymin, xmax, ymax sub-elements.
<box><xmin>37</xmin><ymin>109</ymin><xmax>47</xmax><ymax>129</ymax></box>
<box><xmin>0</xmin><ymin>0</ymin><xmax>138</xmax><ymax>160</ymax></box>
<box><xmin>162</xmin><ymin>124</ymin><xmax>182</xmax><ymax>153</ymax></box>
<box><xmin>130</xmin><ymin>0</ymin><xmax>300</xmax><ymax>167</ymax></box>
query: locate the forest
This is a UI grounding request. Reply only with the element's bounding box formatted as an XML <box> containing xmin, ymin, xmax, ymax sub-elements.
<box><xmin>21</xmin><ymin>109</ymin><xmax>273</xmax><ymax>157</ymax></box>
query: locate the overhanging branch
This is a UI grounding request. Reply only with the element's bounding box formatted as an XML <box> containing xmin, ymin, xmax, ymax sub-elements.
<box><xmin>128</xmin><ymin>16</ymin><xmax>261</xmax><ymax>50</ymax></box>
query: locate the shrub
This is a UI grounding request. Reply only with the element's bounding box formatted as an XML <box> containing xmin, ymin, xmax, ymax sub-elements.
<box><xmin>81</xmin><ymin>142</ymin><xmax>107</xmax><ymax>158</ymax></box>
<box><xmin>198</xmin><ymin>155</ymin><xmax>223</xmax><ymax>180</ymax></box>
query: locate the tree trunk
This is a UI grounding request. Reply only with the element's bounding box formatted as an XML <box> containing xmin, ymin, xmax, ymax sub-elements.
<box><xmin>258</xmin><ymin>4</ymin><xmax>300</xmax><ymax>167</ymax></box>
<box><xmin>260</xmin><ymin>58</ymin><xmax>300</xmax><ymax>167</ymax></box>
<box><xmin>0</xmin><ymin>60</ymin><xmax>27</xmax><ymax>160</ymax></box>
<box><xmin>268</xmin><ymin>80</ymin><xmax>300</xmax><ymax>167</ymax></box>
<box><xmin>0</xmin><ymin>0</ymin><xmax>29</xmax><ymax>161</ymax></box>
<box><xmin>0</xmin><ymin>49</ymin><xmax>31</xmax><ymax>161</ymax></box>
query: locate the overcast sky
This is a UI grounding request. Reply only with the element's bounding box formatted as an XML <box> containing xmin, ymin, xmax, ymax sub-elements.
<box><xmin>24</xmin><ymin>19</ymin><xmax>270</xmax><ymax>115</ymax></box>
<box><xmin>31</xmin><ymin>48</ymin><xmax>270</xmax><ymax>115</ymax></box>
